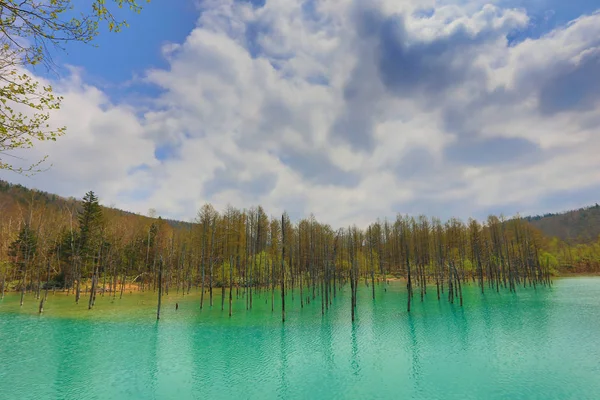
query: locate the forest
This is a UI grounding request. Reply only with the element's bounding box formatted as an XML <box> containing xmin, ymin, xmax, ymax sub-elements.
<box><xmin>527</xmin><ymin>204</ymin><xmax>600</xmax><ymax>244</ymax></box>
<box><xmin>1</xmin><ymin>180</ymin><xmax>599</xmax><ymax>320</ymax></box>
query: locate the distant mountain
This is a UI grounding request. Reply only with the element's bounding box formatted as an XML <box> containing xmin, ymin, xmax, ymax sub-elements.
<box><xmin>525</xmin><ymin>204</ymin><xmax>600</xmax><ymax>244</ymax></box>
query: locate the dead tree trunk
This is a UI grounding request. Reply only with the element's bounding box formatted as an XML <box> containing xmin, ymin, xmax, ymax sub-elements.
<box><xmin>229</xmin><ymin>255</ymin><xmax>233</xmax><ymax>317</ymax></box>
<box><xmin>281</xmin><ymin>213</ymin><xmax>286</xmax><ymax>323</ymax></box>
<box><xmin>157</xmin><ymin>257</ymin><xmax>163</xmax><ymax>320</ymax></box>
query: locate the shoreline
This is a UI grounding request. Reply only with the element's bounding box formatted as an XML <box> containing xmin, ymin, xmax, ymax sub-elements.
<box><xmin>1</xmin><ymin>273</ymin><xmax>597</xmax><ymax>295</ymax></box>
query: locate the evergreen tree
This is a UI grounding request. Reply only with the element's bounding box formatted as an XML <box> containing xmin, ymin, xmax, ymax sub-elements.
<box><xmin>71</xmin><ymin>191</ymin><xmax>103</xmax><ymax>302</ymax></box>
<box><xmin>9</xmin><ymin>223</ymin><xmax>38</xmax><ymax>304</ymax></box>
<box><xmin>9</xmin><ymin>224</ymin><xmax>38</xmax><ymax>270</ymax></box>
<box><xmin>78</xmin><ymin>191</ymin><xmax>103</xmax><ymax>255</ymax></box>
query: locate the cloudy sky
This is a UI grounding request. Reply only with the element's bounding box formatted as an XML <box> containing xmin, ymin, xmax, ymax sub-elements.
<box><xmin>1</xmin><ymin>0</ymin><xmax>600</xmax><ymax>228</ymax></box>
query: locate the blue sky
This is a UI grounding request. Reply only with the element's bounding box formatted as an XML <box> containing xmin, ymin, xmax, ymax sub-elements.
<box><xmin>37</xmin><ymin>1</ymin><xmax>198</xmax><ymax>99</ymax></box>
<box><xmin>44</xmin><ymin>0</ymin><xmax>600</xmax><ymax>99</ymax></box>
<box><xmin>2</xmin><ymin>0</ymin><xmax>600</xmax><ymax>227</ymax></box>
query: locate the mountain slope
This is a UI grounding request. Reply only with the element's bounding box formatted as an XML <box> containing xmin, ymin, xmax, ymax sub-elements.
<box><xmin>525</xmin><ymin>204</ymin><xmax>600</xmax><ymax>244</ymax></box>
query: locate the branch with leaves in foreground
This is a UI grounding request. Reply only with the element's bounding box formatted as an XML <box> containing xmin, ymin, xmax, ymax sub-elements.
<box><xmin>0</xmin><ymin>0</ymin><xmax>150</xmax><ymax>173</ymax></box>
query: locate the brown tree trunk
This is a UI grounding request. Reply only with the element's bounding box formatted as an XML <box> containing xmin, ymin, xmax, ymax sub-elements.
<box><xmin>157</xmin><ymin>257</ymin><xmax>163</xmax><ymax>320</ymax></box>
<box><xmin>229</xmin><ymin>255</ymin><xmax>233</xmax><ymax>317</ymax></box>
<box><xmin>281</xmin><ymin>213</ymin><xmax>286</xmax><ymax>323</ymax></box>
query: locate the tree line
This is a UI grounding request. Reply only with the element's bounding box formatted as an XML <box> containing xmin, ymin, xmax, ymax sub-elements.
<box><xmin>2</xmin><ymin>189</ymin><xmax>585</xmax><ymax>321</ymax></box>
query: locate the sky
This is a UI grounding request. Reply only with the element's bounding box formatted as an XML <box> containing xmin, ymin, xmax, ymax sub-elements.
<box><xmin>1</xmin><ymin>0</ymin><xmax>600</xmax><ymax>228</ymax></box>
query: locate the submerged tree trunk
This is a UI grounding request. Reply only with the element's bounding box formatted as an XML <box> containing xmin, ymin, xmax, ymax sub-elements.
<box><xmin>75</xmin><ymin>267</ymin><xmax>81</xmax><ymax>304</ymax></box>
<box><xmin>368</xmin><ymin>227</ymin><xmax>375</xmax><ymax>300</ymax></box>
<box><xmin>350</xmin><ymin>265</ymin><xmax>355</xmax><ymax>322</ymax></box>
<box><xmin>229</xmin><ymin>255</ymin><xmax>233</xmax><ymax>317</ymax></box>
<box><xmin>271</xmin><ymin>259</ymin><xmax>275</xmax><ymax>313</ymax></box>
<box><xmin>1</xmin><ymin>270</ymin><xmax>5</xmax><ymax>300</ymax></box>
<box><xmin>200</xmin><ymin>220</ymin><xmax>207</xmax><ymax>310</ymax></box>
<box><xmin>120</xmin><ymin>269</ymin><xmax>126</xmax><ymax>299</ymax></box>
<box><xmin>88</xmin><ymin>269</ymin><xmax>96</xmax><ymax>310</ymax></box>
<box><xmin>157</xmin><ymin>257</ymin><xmax>163</xmax><ymax>320</ymax></box>
<box><xmin>281</xmin><ymin>213</ymin><xmax>286</xmax><ymax>323</ymax></box>
<box><xmin>221</xmin><ymin>257</ymin><xmax>225</xmax><ymax>312</ymax></box>
<box><xmin>406</xmin><ymin>240</ymin><xmax>412</xmax><ymax>313</ymax></box>
<box><xmin>200</xmin><ymin>261</ymin><xmax>205</xmax><ymax>310</ymax></box>
<box><xmin>20</xmin><ymin>271</ymin><xmax>26</xmax><ymax>307</ymax></box>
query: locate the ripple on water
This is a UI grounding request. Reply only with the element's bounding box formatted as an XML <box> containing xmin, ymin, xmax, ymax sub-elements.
<box><xmin>0</xmin><ymin>279</ymin><xmax>599</xmax><ymax>399</ymax></box>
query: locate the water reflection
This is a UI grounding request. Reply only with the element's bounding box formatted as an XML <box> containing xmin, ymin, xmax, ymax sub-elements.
<box><xmin>148</xmin><ymin>322</ymin><xmax>159</xmax><ymax>396</ymax></box>
<box><xmin>350</xmin><ymin>323</ymin><xmax>360</xmax><ymax>377</ymax></box>
<box><xmin>320</xmin><ymin>316</ymin><xmax>335</xmax><ymax>373</ymax></box>
<box><xmin>0</xmin><ymin>279</ymin><xmax>599</xmax><ymax>399</ymax></box>
<box><xmin>277</xmin><ymin>326</ymin><xmax>288</xmax><ymax>398</ymax></box>
<box><xmin>450</xmin><ymin>303</ymin><xmax>469</xmax><ymax>351</ymax></box>
<box><xmin>407</xmin><ymin>314</ymin><xmax>422</xmax><ymax>393</ymax></box>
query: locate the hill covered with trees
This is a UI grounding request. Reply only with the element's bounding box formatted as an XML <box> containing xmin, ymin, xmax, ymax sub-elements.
<box><xmin>526</xmin><ymin>204</ymin><xmax>600</xmax><ymax>244</ymax></box>
<box><xmin>0</xmin><ymin>180</ymin><xmax>191</xmax><ymax>231</ymax></box>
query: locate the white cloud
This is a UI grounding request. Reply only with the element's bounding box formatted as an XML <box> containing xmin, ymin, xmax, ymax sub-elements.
<box><xmin>2</xmin><ymin>0</ymin><xmax>600</xmax><ymax>228</ymax></box>
<box><xmin>0</xmin><ymin>68</ymin><xmax>156</xmax><ymax>206</ymax></box>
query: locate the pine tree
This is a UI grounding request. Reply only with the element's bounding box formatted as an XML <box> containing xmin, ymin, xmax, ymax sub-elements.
<box><xmin>74</xmin><ymin>191</ymin><xmax>103</xmax><ymax>303</ymax></box>
<box><xmin>9</xmin><ymin>224</ymin><xmax>38</xmax><ymax>305</ymax></box>
<box><xmin>9</xmin><ymin>224</ymin><xmax>38</xmax><ymax>269</ymax></box>
<box><xmin>78</xmin><ymin>191</ymin><xmax>103</xmax><ymax>255</ymax></box>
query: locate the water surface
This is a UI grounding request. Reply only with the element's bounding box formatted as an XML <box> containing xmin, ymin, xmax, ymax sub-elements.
<box><xmin>1</xmin><ymin>278</ymin><xmax>599</xmax><ymax>399</ymax></box>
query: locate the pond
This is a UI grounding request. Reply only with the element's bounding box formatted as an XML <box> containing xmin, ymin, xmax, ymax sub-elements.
<box><xmin>1</xmin><ymin>278</ymin><xmax>598</xmax><ymax>399</ymax></box>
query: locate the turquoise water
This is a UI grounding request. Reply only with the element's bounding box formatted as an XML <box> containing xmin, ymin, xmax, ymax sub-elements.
<box><xmin>1</xmin><ymin>278</ymin><xmax>599</xmax><ymax>399</ymax></box>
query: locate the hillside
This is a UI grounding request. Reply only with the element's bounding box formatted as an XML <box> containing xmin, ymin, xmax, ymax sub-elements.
<box><xmin>0</xmin><ymin>180</ymin><xmax>192</xmax><ymax>230</ymax></box>
<box><xmin>1</xmin><ymin>179</ymin><xmax>599</xmax><ymax>244</ymax></box>
<box><xmin>526</xmin><ymin>204</ymin><xmax>600</xmax><ymax>244</ymax></box>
